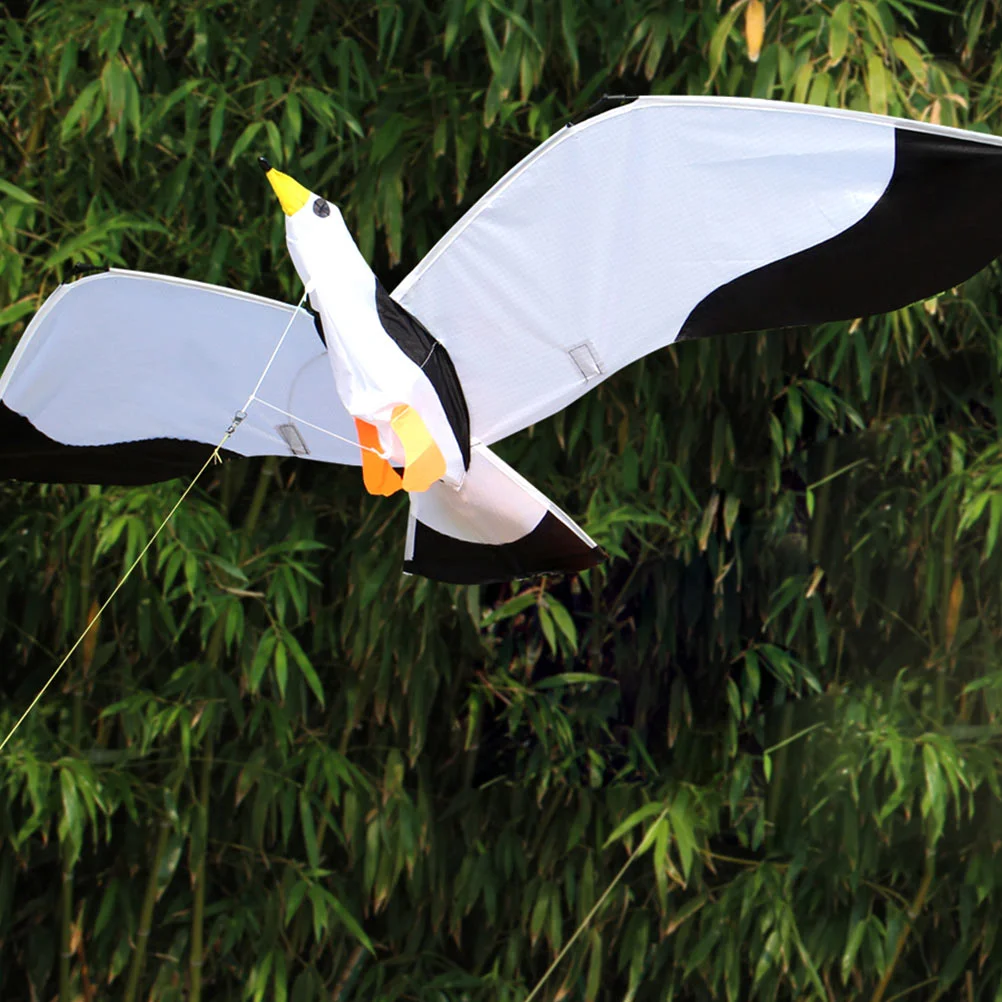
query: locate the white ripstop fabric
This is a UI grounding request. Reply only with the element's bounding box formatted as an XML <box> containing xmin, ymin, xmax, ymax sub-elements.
<box><xmin>392</xmin><ymin>97</ymin><xmax>906</xmax><ymax>445</ymax></box>
<box><xmin>0</xmin><ymin>270</ymin><xmax>361</xmax><ymax>465</ymax></box>
<box><xmin>282</xmin><ymin>193</ymin><xmax>467</xmax><ymax>487</ymax></box>
<box><xmin>405</xmin><ymin>441</ymin><xmax>597</xmax><ymax>551</ymax></box>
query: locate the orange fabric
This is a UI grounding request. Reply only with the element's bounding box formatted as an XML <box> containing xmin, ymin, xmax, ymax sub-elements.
<box><xmin>354</xmin><ymin>419</ymin><xmax>403</xmax><ymax>496</ymax></box>
<box><xmin>390</xmin><ymin>405</ymin><xmax>446</xmax><ymax>492</ymax></box>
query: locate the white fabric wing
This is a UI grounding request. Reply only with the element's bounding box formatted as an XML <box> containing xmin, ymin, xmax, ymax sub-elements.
<box><xmin>392</xmin><ymin>96</ymin><xmax>1002</xmax><ymax>445</ymax></box>
<box><xmin>0</xmin><ymin>269</ymin><xmax>360</xmax><ymax>467</ymax></box>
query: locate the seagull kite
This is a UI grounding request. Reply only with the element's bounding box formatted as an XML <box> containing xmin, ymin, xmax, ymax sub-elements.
<box><xmin>2</xmin><ymin>96</ymin><xmax>1002</xmax><ymax>584</ymax></box>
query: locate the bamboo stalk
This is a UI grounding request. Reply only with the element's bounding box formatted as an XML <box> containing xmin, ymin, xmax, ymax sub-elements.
<box><xmin>188</xmin><ymin>556</ymin><xmax>230</xmax><ymax>1000</ymax></box>
<box><xmin>190</xmin><ymin>461</ymin><xmax>271</xmax><ymax>997</ymax></box>
<box><xmin>332</xmin><ymin>944</ymin><xmax>366</xmax><ymax>1002</ymax></box>
<box><xmin>937</xmin><ymin>504</ymin><xmax>956</xmax><ymax>719</ymax></box>
<box><xmin>61</xmin><ymin>531</ymin><xmax>93</xmax><ymax>1002</ymax></box>
<box><xmin>122</xmin><ymin>802</ymin><xmax>174</xmax><ymax>1002</ymax></box>
<box><xmin>188</xmin><ymin>613</ymin><xmax>226</xmax><ymax>1001</ymax></box>
<box><xmin>809</xmin><ymin>438</ymin><xmax>837</xmax><ymax>565</ymax></box>
<box><xmin>765</xmin><ymin>700</ymin><xmax>794</xmax><ymax>835</ymax></box>
<box><xmin>189</xmin><ymin>738</ymin><xmax>213</xmax><ymax>1002</ymax></box>
<box><xmin>59</xmin><ymin>871</ymin><xmax>73</xmax><ymax>1002</ymax></box>
<box><xmin>869</xmin><ymin>849</ymin><xmax>935</xmax><ymax>1002</ymax></box>
<box><xmin>243</xmin><ymin>458</ymin><xmax>276</xmax><ymax>541</ymax></box>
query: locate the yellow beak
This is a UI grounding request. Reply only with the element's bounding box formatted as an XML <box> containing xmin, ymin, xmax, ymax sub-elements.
<box><xmin>264</xmin><ymin>165</ymin><xmax>311</xmax><ymax>217</ymax></box>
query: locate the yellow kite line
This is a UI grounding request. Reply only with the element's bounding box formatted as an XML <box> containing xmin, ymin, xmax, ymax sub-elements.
<box><xmin>0</xmin><ymin>287</ymin><xmax>370</xmax><ymax>753</ymax></box>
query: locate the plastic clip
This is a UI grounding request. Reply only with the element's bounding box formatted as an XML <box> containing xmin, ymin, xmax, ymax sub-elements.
<box><xmin>226</xmin><ymin>410</ymin><xmax>248</xmax><ymax>435</ymax></box>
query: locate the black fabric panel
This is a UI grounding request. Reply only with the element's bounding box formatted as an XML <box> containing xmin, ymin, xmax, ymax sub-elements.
<box><xmin>404</xmin><ymin>510</ymin><xmax>603</xmax><ymax>585</ymax></box>
<box><xmin>678</xmin><ymin>128</ymin><xmax>1002</xmax><ymax>341</ymax></box>
<box><xmin>568</xmin><ymin>94</ymin><xmax>638</xmax><ymax>127</ymax></box>
<box><xmin>0</xmin><ymin>403</ymin><xmax>239</xmax><ymax>486</ymax></box>
<box><xmin>303</xmin><ymin>299</ymin><xmax>327</xmax><ymax>347</ymax></box>
<box><xmin>375</xmin><ymin>282</ymin><xmax>472</xmax><ymax>469</ymax></box>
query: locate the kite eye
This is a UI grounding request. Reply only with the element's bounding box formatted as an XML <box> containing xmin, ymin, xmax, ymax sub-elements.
<box><xmin>313</xmin><ymin>198</ymin><xmax>331</xmax><ymax>218</ymax></box>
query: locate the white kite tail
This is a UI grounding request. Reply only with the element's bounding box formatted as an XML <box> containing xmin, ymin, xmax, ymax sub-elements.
<box><xmin>403</xmin><ymin>442</ymin><xmax>602</xmax><ymax>585</ymax></box>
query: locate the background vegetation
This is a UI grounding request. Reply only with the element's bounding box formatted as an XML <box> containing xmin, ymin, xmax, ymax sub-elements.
<box><xmin>3</xmin><ymin>0</ymin><xmax>1002</xmax><ymax>999</ymax></box>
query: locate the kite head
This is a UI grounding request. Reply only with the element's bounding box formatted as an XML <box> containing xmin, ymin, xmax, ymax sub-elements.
<box><xmin>260</xmin><ymin>157</ymin><xmax>355</xmax><ymax>294</ymax></box>
<box><xmin>260</xmin><ymin>156</ymin><xmax>335</xmax><ymax>222</ymax></box>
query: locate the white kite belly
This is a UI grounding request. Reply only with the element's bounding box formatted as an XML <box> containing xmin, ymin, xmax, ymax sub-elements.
<box><xmin>286</xmin><ymin>203</ymin><xmax>466</xmax><ymax>491</ymax></box>
<box><xmin>320</xmin><ymin>295</ymin><xmax>465</xmax><ymax>486</ymax></box>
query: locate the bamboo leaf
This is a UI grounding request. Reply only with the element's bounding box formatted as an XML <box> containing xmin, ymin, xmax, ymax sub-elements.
<box><xmin>282</xmin><ymin>629</ymin><xmax>325</xmax><ymax>706</ymax></box>
<box><xmin>603</xmin><ymin>802</ymin><xmax>665</xmax><ymax>850</ymax></box>
<box><xmin>666</xmin><ymin>893</ymin><xmax>707</xmax><ymax>936</ymax></box>
<box><xmin>56</xmin><ymin>38</ymin><xmax>78</xmax><ymax>97</ymax></box>
<box><xmin>866</xmin><ymin>53</ymin><xmax>888</xmax><ymax>115</ymax></box>
<box><xmin>443</xmin><ymin>0</ymin><xmax>465</xmax><ymax>56</ymax></box>
<box><xmin>299</xmin><ymin>792</ymin><xmax>320</xmax><ymax>869</ymax></box>
<box><xmin>829</xmin><ymin>2</ymin><xmax>852</xmax><ymax>65</ymax></box>
<box><xmin>482</xmin><ymin>591</ymin><xmax>536</xmax><ymax>625</ymax></box>
<box><xmin>285</xmin><ymin>880</ymin><xmax>308</xmax><ymax>926</ymax></box>
<box><xmin>669</xmin><ymin>792</ymin><xmax>697</xmax><ymax>880</ymax></box>
<box><xmin>0</xmin><ymin>297</ymin><xmax>37</xmax><ymax>328</ymax></box>
<box><xmin>892</xmin><ymin>36</ymin><xmax>928</xmax><ymax>83</ymax></box>
<box><xmin>945</xmin><ymin>574</ymin><xmax>964</xmax><ymax>649</ymax></box>
<box><xmin>250</xmin><ymin>629</ymin><xmax>277</xmax><ymax>692</ymax></box>
<box><xmin>708</xmin><ymin>1</ymin><xmax>748</xmax><ymax>82</ymax></box>
<box><xmin>535</xmin><ymin>673</ymin><xmax>611</xmax><ymax>690</ymax></box>
<box><xmin>585</xmin><ymin>928</ymin><xmax>602</xmax><ymax>1002</ymax></box>
<box><xmin>209</xmin><ymin>98</ymin><xmax>226</xmax><ymax>155</ymax></box>
<box><xmin>59</xmin><ymin>767</ymin><xmax>84</xmax><ymax>867</ymax></box>
<box><xmin>229</xmin><ymin>122</ymin><xmax>265</xmax><ymax>166</ymax></box>
<box><xmin>0</xmin><ymin>180</ymin><xmax>39</xmax><ymax>205</ymax></box>
<box><xmin>745</xmin><ymin>0</ymin><xmax>765</xmax><ymax>62</ymax></box>
<box><xmin>543</xmin><ymin>596</ymin><xmax>578</xmax><ymax>652</ymax></box>
<box><xmin>325</xmin><ymin>890</ymin><xmax>374</xmax><ymax>952</ymax></box>
<box><xmin>60</xmin><ymin>80</ymin><xmax>102</xmax><ymax>141</ymax></box>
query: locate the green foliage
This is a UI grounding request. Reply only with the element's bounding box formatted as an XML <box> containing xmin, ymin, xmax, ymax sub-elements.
<box><xmin>3</xmin><ymin>0</ymin><xmax>1002</xmax><ymax>1000</ymax></box>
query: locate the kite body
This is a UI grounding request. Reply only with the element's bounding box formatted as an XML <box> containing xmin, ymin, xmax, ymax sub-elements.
<box><xmin>258</xmin><ymin>161</ymin><xmax>598</xmax><ymax>579</ymax></box>
<box><xmin>2</xmin><ymin>97</ymin><xmax>1002</xmax><ymax>583</ymax></box>
<box><xmin>263</xmin><ymin>163</ymin><xmax>469</xmax><ymax>494</ymax></box>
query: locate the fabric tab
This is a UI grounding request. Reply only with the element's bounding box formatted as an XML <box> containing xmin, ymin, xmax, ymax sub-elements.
<box><xmin>568</xmin><ymin>342</ymin><xmax>602</xmax><ymax>380</ymax></box>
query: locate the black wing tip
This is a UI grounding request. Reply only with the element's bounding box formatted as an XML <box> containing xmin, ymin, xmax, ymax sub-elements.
<box><xmin>677</xmin><ymin>126</ymin><xmax>1002</xmax><ymax>342</ymax></box>
<box><xmin>0</xmin><ymin>404</ymin><xmax>234</xmax><ymax>486</ymax></box>
<box><xmin>404</xmin><ymin>511</ymin><xmax>604</xmax><ymax>585</ymax></box>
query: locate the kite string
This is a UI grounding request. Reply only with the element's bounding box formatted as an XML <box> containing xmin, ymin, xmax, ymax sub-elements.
<box><xmin>241</xmin><ymin>290</ymin><xmax>310</xmax><ymax>412</ymax></box>
<box><xmin>0</xmin><ymin>286</ymin><xmax>321</xmax><ymax>754</ymax></box>
<box><xmin>249</xmin><ymin>396</ymin><xmax>374</xmax><ymax>452</ymax></box>
<box><xmin>246</xmin><ymin>290</ymin><xmax>386</xmax><ymax>458</ymax></box>
<box><xmin>522</xmin><ymin>804</ymin><xmax>671</xmax><ymax>1002</ymax></box>
<box><xmin>0</xmin><ymin>430</ymin><xmax>234</xmax><ymax>755</ymax></box>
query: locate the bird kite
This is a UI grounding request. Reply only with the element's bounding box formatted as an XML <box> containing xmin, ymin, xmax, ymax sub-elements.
<box><xmin>2</xmin><ymin>96</ymin><xmax>1002</xmax><ymax>584</ymax></box>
